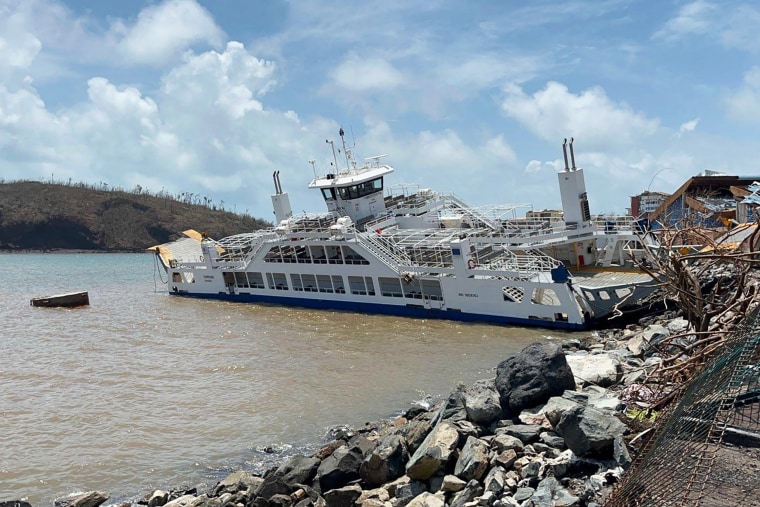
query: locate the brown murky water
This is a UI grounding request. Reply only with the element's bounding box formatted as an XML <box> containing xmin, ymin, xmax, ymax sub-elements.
<box><xmin>0</xmin><ymin>253</ymin><xmax>583</xmax><ymax>505</ymax></box>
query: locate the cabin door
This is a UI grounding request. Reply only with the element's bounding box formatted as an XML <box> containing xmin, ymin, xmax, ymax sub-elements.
<box><xmin>421</xmin><ymin>279</ymin><xmax>444</xmax><ymax>310</ymax></box>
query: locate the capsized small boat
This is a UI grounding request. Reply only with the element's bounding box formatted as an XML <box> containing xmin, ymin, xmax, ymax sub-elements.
<box><xmin>149</xmin><ymin>134</ymin><xmax>658</xmax><ymax>330</ymax></box>
<box><xmin>30</xmin><ymin>291</ymin><xmax>90</xmax><ymax>308</ymax></box>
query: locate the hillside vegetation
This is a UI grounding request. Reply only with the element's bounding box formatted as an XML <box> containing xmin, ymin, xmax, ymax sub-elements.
<box><xmin>0</xmin><ymin>181</ymin><xmax>271</xmax><ymax>251</ymax></box>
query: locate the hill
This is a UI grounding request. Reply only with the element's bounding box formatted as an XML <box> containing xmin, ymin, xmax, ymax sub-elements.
<box><xmin>0</xmin><ymin>181</ymin><xmax>271</xmax><ymax>251</ymax></box>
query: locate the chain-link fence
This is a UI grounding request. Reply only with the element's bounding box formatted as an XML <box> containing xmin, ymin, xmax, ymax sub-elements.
<box><xmin>605</xmin><ymin>306</ymin><xmax>760</xmax><ymax>506</ymax></box>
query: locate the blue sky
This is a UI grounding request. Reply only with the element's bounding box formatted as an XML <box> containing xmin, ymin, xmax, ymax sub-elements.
<box><xmin>1</xmin><ymin>0</ymin><xmax>760</xmax><ymax>222</ymax></box>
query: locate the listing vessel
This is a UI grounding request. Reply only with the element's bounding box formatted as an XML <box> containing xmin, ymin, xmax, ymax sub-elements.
<box><xmin>150</xmin><ymin>134</ymin><xmax>656</xmax><ymax>329</ymax></box>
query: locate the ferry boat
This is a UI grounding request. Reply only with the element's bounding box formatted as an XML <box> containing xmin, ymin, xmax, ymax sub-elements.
<box><xmin>149</xmin><ymin>133</ymin><xmax>656</xmax><ymax>330</ymax></box>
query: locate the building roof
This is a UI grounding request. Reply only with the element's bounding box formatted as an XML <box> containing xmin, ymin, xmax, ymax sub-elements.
<box><xmin>648</xmin><ymin>174</ymin><xmax>760</xmax><ymax>223</ymax></box>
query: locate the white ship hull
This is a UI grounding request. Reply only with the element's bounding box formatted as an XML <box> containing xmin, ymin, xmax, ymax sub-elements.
<box><xmin>150</xmin><ymin>137</ymin><xmax>657</xmax><ymax>330</ymax></box>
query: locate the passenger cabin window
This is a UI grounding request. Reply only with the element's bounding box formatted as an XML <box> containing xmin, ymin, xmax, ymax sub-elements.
<box><xmin>337</xmin><ymin>177</ymin><xmax>383</xmax><ymax>200</ymax></box>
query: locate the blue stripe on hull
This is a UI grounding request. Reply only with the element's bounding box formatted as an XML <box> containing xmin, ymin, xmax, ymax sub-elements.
<box><xmin>168</xmin><ymin>291</ymin><xmax>587</xmax><ymax>330</ymax></box>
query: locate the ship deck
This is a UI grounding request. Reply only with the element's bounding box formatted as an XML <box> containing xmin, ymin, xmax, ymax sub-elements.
<box><xmin>571</xmin><ymin>267</ymin><xmax>655</xmax><ymax>288</ymax></box>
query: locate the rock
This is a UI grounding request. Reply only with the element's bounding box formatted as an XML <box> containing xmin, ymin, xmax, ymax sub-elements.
<box><xmin>491</xmin><ymin>433</ymin><xmax>524</xmax><ymax>453</ymax></box>
<box><xmin>316</xmin><ymin>441</ymin><xmax>365</xmax><ymax>491</ymax></box>
<box><xmin>267</xmin><ymin>493</ymin><xmax>292</xmax><ymax>505</ymax></box>
<box><xmin>636</xmin><ymin>324</ymin><xmax>669</xmax><ymax>348</ymax></box>
<box><xmin>360</xmin><ymin>434</ymin><xmax>409</xmax><ymax>486</ymax></box>
<box><xmin>453</xmin><ymin>436</ymin><xmax>490</xmax><ymax>481</ymax></box>
<box><xmin>613</xmin><ymin>434</ymin><xmax>632</xmax><ymax>468</ymax></box>
<box><xmin>398</xmin><ymin>419</ymin><xmax>432</xmax><ymax>454</ymax></box>
<box><xmin>441</xmin><ymin>474</ymin><xmax>467</xmax><ymax>493</ymax></box>
<box><xmin>406</xmin><ymin>492</ymin><xmax>445</xmax><ymax>507</ymax></box>
<box><xmin>395</xmin><ymin>481</ymin><xmax>428</xmax><ymax>505</ymax></box>
<box><xmin>542</xmin><ymin>395</ymin><xmax>582</xmax><ymax>427</ymax></box>
<box><xmin>322</xmin><ymin>484</ymin><xmax>361</xmax><ymax>507</ymax></box>
<box><xmin>494</xmin><ymin>448</ymin><xmax>519</xmax><ymax>470</ymax></box>
<box><xmin>164</xmin><ymin>494</ymin><xmax>198</xmax><ymax>507</ymax></box>
<box><xmin>495</xmin><ymin>343</ymin><xmax>576</xmax><ymax>414</ymax></box>
<box><xmin>430</xmin><ymin>382</ymin><xmax>468</xmax><ymax>425</ymax></box>
<box><xmin>451</xmin><ymin>420</ymin><xmax>480</xmax><ymax>444</ymax></box>
<box><xmin>147</xmin><ymin>490</ymin><xmax>170</xmax><ymax>507</ymax></box>
<box><xmin>546</xmin><ymin>449</ymin><xmax>574</xmax><ymax>478</ymax></box>
<box><xmin>565</xmin><ymin>352</ymin><xmax>621</xmax><ymax>388</ymax></box>
<box><xmin>483</xmin><ymin>466</ymin><xmax>506</xmax><ymax>496</ymax></box>
<box><xmin>531</xmin><ymin>476</ymin><xmax>579</xmax><ymax>507</ymax></box>
<box><xmin>500</xmin><ymin>424</ymin><xmax>542</xmax><ymax>445</ymax></box>
<box><xmin>0</xmin><ymin>502</ymin><xmax>32</xmax><ymax>507</ymax></box>
<box><xmin>540</xmin><ymin>431</ymin><xmax>566</xmax><ymax>449</ymax></box>
<box><xmin>518</xmin><ymin>405</ymin><xmax>551</xmax><ymax>428</ymax></box>
<box><xmin>462</xmin><ymin>378</ymin><xmax>503</xmax><ymax>426</ymax></box>
<box><xmin>406</xmin><ymin>422</ymin><xmax>459</xmax><ymax>480</ymax></box>
<box><xmin>513</xmin><ymin>487</ymin><xmax>535</xmax><ymax>502</ymax></box>
<box><xmin>54</xmin><ymin>491</ymin><xmax>109</xmax><ymax>507</ymax></box>
<box><xmin>357</xmin><ymin>486</ymin><xmax>390</xmax><ymax>505</ymax></box>
<box><xmin>666</xmin><ymin>317</ymin><xmax>690</xmax><ymax>334</ymax></box>
<box><xmin>258</xmin><ymin>455</ymin><xmax>321</xmax><ymax>499</ymax></box>
<box><xmin>383</xmin><ymin>475</ymin><xmax>411</xmax><ymax>498</ymax></box>
<box><xmin>625</xmin><ymin>334</ymin><xmax>648</xmax><ymax>356</ymax></box>
<box><xmin>520</xmin><ymin>460</ymin><xmax>541</xmax><ymax>480</ymax></box>
<box><xmin>448</xmin><ymin>479</ymin><xmax>483</xmax><ymax>507</ymax></box>
<box><xmin>555</xmin><ymin>405</ymin><xmax>628</xmax><ymax>458</ymax></box>
<box><xmin>212</xmin><ymin>471</ymin><xmax>260</xmax><ymax>497</ymax></box>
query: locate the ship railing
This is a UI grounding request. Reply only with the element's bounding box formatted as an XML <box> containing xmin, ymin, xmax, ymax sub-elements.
<box><xmin>355</xmin><ymin>229</ymin><xmax>412</xmax><ymax>273</ymax></box>
<box><xmin>215</xmin><ymin>231</ymin><xmax>280</xmax><ymax>267</ymax></box>
<box><xmin>445</xmin><ymin>194</ymin><xmax>503</xmax><ymax>231</ymax></box>
<box><xmin>363</xmin><ymin>213</ymin><xmax>398</xmax><ymax>233</ymax></box>
<box><xmin>478</xmin><ymin>249</ymin><xmax>558</xmax><ymax>275</ymax></box>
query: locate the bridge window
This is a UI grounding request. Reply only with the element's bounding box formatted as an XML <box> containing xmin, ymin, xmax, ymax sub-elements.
<box><xmin>337</xmin><ymin>177</ymin><xmax>384</xmax><ymax>200</ymax></box>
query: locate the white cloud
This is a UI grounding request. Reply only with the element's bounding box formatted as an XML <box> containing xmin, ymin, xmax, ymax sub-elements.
<box><xmin>725</xmin><ymin>66</ymin><xmax>760</xmax><ymax>122</ymax></box>
<box><xmin>161</xmin><ymin>41</ymin><xmax>276</xmax><ymax>119</ymax></box>
<box><xmin>676</xmin><ymin>117</ymin><xmax>700</xmax><ymax>137</ymax></box>
<box><xmin>524</xmin><ymin>160</ymin><xmax>544</xmax><ymax>173</ymax></box>
<box><xmin>329</xmin><ymin>54</ymin><xmax>406</xmax><ymax>92</ymax></box>
<box><xmin>116</xmin><ymin>0</ymin><xmax>225</xmax><ymax>66</ymax></box>
<box><xmin>500</xmin><ymin>81</ymin><xmax>660</xmax><ymax>149</ymax></box>
<box><xmin>654</xmin><ymin>0</ymin><xmax>715</xmax><ymax>41</ymax></box>
<box><xmin>655</xmin><ymin>1</ymin><xmax>760</xmax><ymax>51</ymax></box>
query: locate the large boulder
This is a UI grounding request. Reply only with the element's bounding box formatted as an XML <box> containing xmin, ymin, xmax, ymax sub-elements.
<box><xmin>398</xmin><ymin>419</ymin><xmax>432</xmax><ymax>454</ymax></box>
<box><xmin>565</xmin><ymin>352</ymin><xmax>621</xmax><ymax>388</ymax></box>
<box><xmin>495</xmin><ymin>343</ymin><xmax>576</xmax><ymax>414</ymax></box>
<box><xmin>322</xmin><ymin>484</ymin><xmax>361</xmax><ymax>507</ymax></box>
<box><xmin>453</xmin><ymin>436</ymin><xmax>490</xmax><ymax>482</ymax></box>
<box><xmin>406</xmin><ymin>422</ymin><xmax>459</xmax><ymax>480</ymax></box>
<box><xmin>257</xmin><ymin>454</ymin><xmax>321</xmax><ymax>499</ymax></box>
<box><xmin>316</xmin><ymin>437</ymin><xmax>372</xmax><ymax>492</ymax></box>
<box><xmin>359</xmin><ymin>434</ymin><xmax>409</xmax><ymax>486</ymax></box>
<box><xmin>212</xmin><ymin>471</ymin><xmax>261</xmax><ymax>497</ymax></box>
<box><xmin>462</xmin><ymin>379</ymin><xmax>502</xmax><ymax>426</ymax></box>
<box><xmin>555</xmin><ymin>405</ymin><xmax>628</xmax><ymax>458</ymax></box>
<box><xmin>54</xmin><ymin>492</ymin><xmax>109</xmax><ymax>507</ymax></box>
<box><xmin>430</xmin><ymin>382</ymin><xmax>468</xmax><ymax>426</ymax></box>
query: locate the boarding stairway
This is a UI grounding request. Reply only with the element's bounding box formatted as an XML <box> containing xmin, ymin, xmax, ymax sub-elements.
<box><xmin>354</xmin><ymin>230</ymin><xmax>413</xmax><ymax>274</ymax></box>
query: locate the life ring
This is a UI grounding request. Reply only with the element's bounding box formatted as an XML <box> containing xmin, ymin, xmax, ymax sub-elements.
<box><xmin>199</xmin><ymin>255</ymin><xmax>204</xmax><ymax>262</ymax></box>
<box><xmin>467</xmin><ymin>259</ymin><xmax>477</xmax><ymax>269</ymax></box>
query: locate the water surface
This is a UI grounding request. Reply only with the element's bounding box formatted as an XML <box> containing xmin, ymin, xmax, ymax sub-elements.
<box><xmin>0</xmin><ymin>253</ymin><xmax>581</xmax><ymax>505</ymax></box>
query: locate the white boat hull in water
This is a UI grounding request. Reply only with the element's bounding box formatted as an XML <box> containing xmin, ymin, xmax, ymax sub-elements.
<box><xmin>150</xmin><ymin>136</ymin><xmax>656</xmax><ymax>330</ymax></box>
